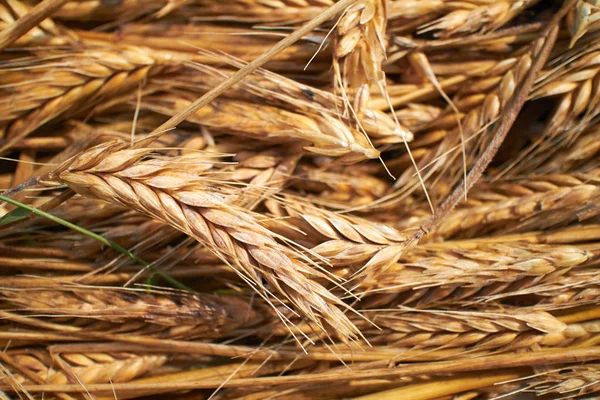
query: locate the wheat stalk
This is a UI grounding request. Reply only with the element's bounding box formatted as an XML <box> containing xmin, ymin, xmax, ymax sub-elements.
<box><xmin>361</xmin><ymin>242</ymin><xmax>594</xmax><ymax>308</ymax></box>
<box><xmin>1</xmin><ymin>286</ymin><xmax>262</xmax><ymax>336</ymax></box>
<box><xmin>0</xmin><ymin>46</ymin><xmax>170</xmax><ymax>154</ymax></box>
<box><xmin>418</xmin><ymin>1</ymin><xmax>539</xmax><ymax>38</ymax></box>
<box><xmin>333</xmin><ymin>0</ymin><xmax>387</xmax><ymax>117</ymax></box>
<box><xmin>499</xmin><ymin>46</ymin><xmax>600</xmax><ymax>177</ymax></box>
<box><xmin>140</xmin><ymin>91</ymin><xmax>379</xmax><ymax>161</ymax></box>
<box><xmin>55</xmin><ymin>141</ymin><xmax>361</xmax><ymax>342</ymax></box>
<box><xmin>3</xmin><ymin>350</ymin><xmax>166</xmax><ymax>386</ymax></box>
<box><xmin>0</xmin><ymin>0</ymin><xmax>67</xmax><ymax>49</ymax></box>
<box><xmin>393</xmin><ymin>44</ymin><xmax>535</xmax><ymax>203</ymax></box>
<box><xmin>520</xmin><ymin>362</ymin><xmax>600</xmax><ymax>398</ymax></box>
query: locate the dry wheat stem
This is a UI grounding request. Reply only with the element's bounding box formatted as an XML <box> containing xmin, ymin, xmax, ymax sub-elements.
<box><xmin>499</xmin><ymin>47</ymin><xmax>600</xmax><ymax>177</ymax></box>
<box><xmin>2</xmin><ymin>350</ymin><xmax>167</xmax><ymax>387</ymax></box>
<box><xmin>352</xmin><ymin>370</ymin><xmax>526</xmax><ymax>400</ymax></box>
<box><xmin>6</xmin><ymin>347</ymin><xmax>600</xmax><ymax>393</ymax></box>
<box><xmin>407</xmin><ymin>3</ymin><xmax>568</xmax><ymax>244</ymax></box>
<box><xmin>393</xmin><ymin>48</ymin><xmax>533</xmax><ymax>204</ymax></box>
<box><xmin>0</xmin><ymin>0</ymin><xmax>68</xmax><ymax>51</ymax></box>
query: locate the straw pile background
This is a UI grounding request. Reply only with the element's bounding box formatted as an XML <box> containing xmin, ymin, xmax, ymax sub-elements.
<box><xmin>0</xmin><ymin>0</ymin><xmax>600</xmax><ymax>398</ymax></box>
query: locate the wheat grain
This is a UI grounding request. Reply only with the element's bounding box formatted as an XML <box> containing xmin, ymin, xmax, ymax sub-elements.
<box><xmin>76</xmin><ymin>25</ymin><xmax>331</xmax><ymax>74</ymax></box>
<box><xmin>499</xmin><ymin>47</ymin><xmax>600</xmax><ymax>177</ymax></box>
<box><xmin>333</xmin><ymin>0</ymin><xmax>387</xmax><ymax>118</ymax></box>
<box><xmin>56</xmin><ymin>141</ymin><xmax>361</xmax><ymax>342</ymax></box>
<box><xmin>418</xmin><ymin>1</ymin><xmax>539</xmax><ymax>38</ymax></box>
<box><xmin>361</xmin><ymin>242</ymin><xmax>593</xmax><ymax>308</ymax></box>
<box><xmin>187</xmin><ymin>0</ymin><xmax>334</xmax><ymax>24</ymax></box>
<box><xmin>169</xmin><ymin>62</ymin><xmax>413</xmax><ymax>145</ymax></box>
<box><xmin>140</xmin><ymin>91</ymin><xmax>379</xmax><ymax>161</ymax></box>
<box><xmin>568</xmin><ymin>0</ymin><xmax>600</xmax><ymax>47</ymax></box>
<box><xmin>438</xmin><ymin>183</ymin><xmax>599</xmax><ymax>239</ymax></box>
<box><xmin>53</xmin><ymin>0</ymin><xmax>166</xmax><ymax>21</ymax></box>
<box><xmin>520</xmin><ymin>363</ymin><xmax>600</xmax><ymax>398</ymax></box>
<box><xmin>289</xmin><ymin>163</ymin><xmax>391</xmax><ymax>209</ymax></box>
<box><xmin>392</xmin><ymin>46</ymin><xmax>535</xmax><ymax>203</ymax></box>
<box><xmin>263</xmin><ymin>195</ymin><xmax>412</xmax><ymax>278</ymax></box>
<box><xmin>1</xmin><ymin>286</ymin><xmax>262</xmax><ymax>336</ymax></box>
<box><xmin>3</xmin><ymin>350</ymin><xmax>167</xmax><ymax>386</ymax></box>
<box><xmin>0</xmin><ymin>46</ymin><xmax>170</xmax><ymax>154</ymax></box>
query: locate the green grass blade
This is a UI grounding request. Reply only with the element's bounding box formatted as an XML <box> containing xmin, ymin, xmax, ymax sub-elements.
<box><xmin>0</xmin><ymin>194</ymin><xmax>193</xmax><ymax>292</ymax></box>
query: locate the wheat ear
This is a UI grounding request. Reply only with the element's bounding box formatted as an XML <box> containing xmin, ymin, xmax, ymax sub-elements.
<box><xmin>56</xmin><ymin>141</ymin><xmax>361</xmax><ymax>342</ymax></box>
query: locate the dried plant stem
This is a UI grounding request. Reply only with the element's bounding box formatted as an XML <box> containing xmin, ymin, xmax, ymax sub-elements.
<box><xmin>352</xmin><ymin>370</ymin><xmax>527</xmax><ymax>400</ymax></box>
<box><xmin>0</xmin><ymin>0</ymin><xmax>67</xmax><ymax>51</ymax></box>
<box><xmin>410</xmin><ymin>3</ymin><xmax>569</xmax><ymax>242</ymax></box>
<box><xmin>6</xmin><ymin>347</ymin><xmax>600</xmax><ymax>393</ymax></box>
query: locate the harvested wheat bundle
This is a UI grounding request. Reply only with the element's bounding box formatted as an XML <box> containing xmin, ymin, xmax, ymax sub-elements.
<box><xmin>2</xmin><ymin>0</ymin><xmax>600</xmax><ymax>399</ymax></box>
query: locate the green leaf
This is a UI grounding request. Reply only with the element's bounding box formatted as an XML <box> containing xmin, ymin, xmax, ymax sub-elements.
<box><xmin>0</xmin><ymin>207</ymin><xmax>30</xmax><ymax>225</ymax></box>
<box><xmin>0</xmin><ymin>194</ymin><xmax>194</xmax><ymax>292</ymax></box>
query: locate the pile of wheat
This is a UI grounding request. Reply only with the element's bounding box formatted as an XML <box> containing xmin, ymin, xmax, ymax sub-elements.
<box><xmin>0</xmin><ymin>0</ymin><xmax>600</xmax><ymax>399</ymax></box>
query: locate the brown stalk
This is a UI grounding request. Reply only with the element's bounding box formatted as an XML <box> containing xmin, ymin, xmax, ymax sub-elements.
<box><xmin>6</xmin><ymin>347</ymin><xmax>600</xmax><ymax>393</ymax></box>
<box><xmin>0</xmin><ymin>0</ymin><xmax>67</xmax><ymax>51</ymax></box>
<box><xmin>352</xmin><ymin>370</ymin><xmax>527</xmax><ymax>400</ymax></box>
<box><xmin>409</xmin><ymin>1</ymin><xmax>572</xmax><ymax>242</ymax></box>
<box><xmin>499</xmin><ymin>46</ymin><xmax>600</xmax><ymax>177</ymax></box>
